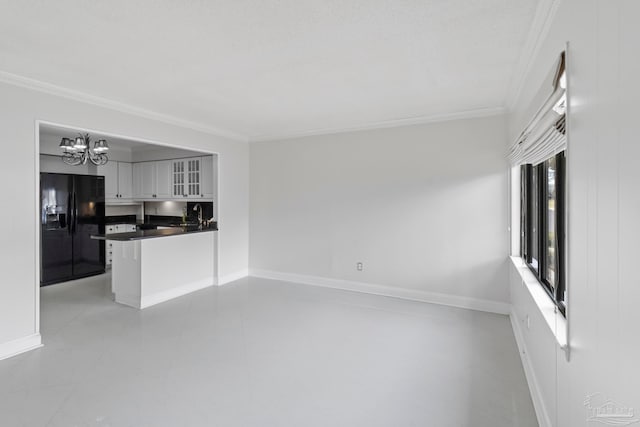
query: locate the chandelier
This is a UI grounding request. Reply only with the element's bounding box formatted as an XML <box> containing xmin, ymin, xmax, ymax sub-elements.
<box><xmin>59</xmin><ymin>133</ymin><xmax>109</xmax><ymax>166</ymax></box>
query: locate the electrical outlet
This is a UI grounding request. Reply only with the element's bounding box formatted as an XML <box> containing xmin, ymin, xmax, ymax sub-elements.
<box><xmin>356</xmin><ymin>262</ymin><xmax>363</xmax><ymax>271</ymax></box>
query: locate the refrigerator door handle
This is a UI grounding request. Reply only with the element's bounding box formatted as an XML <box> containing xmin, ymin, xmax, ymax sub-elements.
<box><xmin>72</xmin><ymin>191</ymin><xmax>77</xmax><ymax>234</ymax></box>
<box><xmin>67</xmin><ymin>193</ymin><xmax>73</xmax><ymax>235</ymax></box>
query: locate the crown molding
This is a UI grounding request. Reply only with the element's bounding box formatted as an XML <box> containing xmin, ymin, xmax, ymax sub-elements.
<box><xmin>249</xmin><ymin>106</ymin><xmax>506</xmax><ymax>143</ymax></box>
<box><xmin>0</xmin><ymin>69</ymin><xmax>510</xmax><ymax>144</ymax></box>
<box><xmin>0</xmin><ymin>70</ymin><xmax>248</xmax><ymax>142</ymax></box>
<box><xmin>504</xmin><ymin>0</ymin><xmax>563</xmax><ymax>111</ymax></box>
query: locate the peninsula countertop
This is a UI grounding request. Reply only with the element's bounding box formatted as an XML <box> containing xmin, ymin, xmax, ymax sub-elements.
<box><xmin>92</xmin><ymin>225</ymin><xmax>217</xmax><ymax>241</ymax></box>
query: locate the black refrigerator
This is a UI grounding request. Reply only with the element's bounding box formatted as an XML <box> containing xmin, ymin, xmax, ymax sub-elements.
<box><xmin>40</xmin><ymin>173</ymin><xmax>106</xmax><ymax>286</ymax></box>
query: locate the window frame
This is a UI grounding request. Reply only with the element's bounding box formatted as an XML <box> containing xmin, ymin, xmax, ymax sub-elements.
<box><xmin>520</xmin><ymin>151</ymin><xmax>566</xmax><ymax>316</ymax></box>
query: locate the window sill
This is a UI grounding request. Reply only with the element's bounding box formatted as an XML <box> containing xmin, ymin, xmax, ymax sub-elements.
<box><xmin>510</xmin><ymin>256</ymin><xmax>567</xmax><ymax>349</ymax></box>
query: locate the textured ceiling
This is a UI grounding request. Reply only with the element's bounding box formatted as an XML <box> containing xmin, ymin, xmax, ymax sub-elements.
<box><xmin>0</xmin><ymin>0</ymin><xmax>538</xmax><ymax>141</ymax></box>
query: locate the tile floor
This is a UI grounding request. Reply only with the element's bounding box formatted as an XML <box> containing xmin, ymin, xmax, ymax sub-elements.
<box><xmin>0</xmin><ymin>274</ymin><xmax>538</xmax><ymax>427</ymax></box>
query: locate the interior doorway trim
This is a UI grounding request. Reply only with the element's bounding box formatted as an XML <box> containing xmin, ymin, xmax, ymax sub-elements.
<box><xmin>34</xmin><ymin>119</ymin><xmax>221</xmax><ymax>343</ymax></box>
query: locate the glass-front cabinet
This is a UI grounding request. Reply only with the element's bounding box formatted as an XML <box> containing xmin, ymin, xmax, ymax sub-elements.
<box><xmin>186</xmin><ymin>158</ymin><xmax>201</xmax><ymax>197</ymax></box>
<box><xmin>130</xmin><ymin>156</ymin><xmax>213</xmax><ymax>201</ymax></box>
<box><xmin>172</xmin><ymin>157</ymin><xmax>208</xmax><ymax>198</ymax></box>
<box><xmin>172</xmin><ymin>159</ymin><xmax>186</xmax><ymax>197</ymax></box>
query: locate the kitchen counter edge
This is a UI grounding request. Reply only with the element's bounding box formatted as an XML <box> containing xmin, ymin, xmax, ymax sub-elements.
<box><xmin>92</xmin><ymin>226</ymin><xmax>217</xmax><ymax>241</ymax></box>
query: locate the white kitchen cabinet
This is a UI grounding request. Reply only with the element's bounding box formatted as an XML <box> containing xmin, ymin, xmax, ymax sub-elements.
<box><xmin>132</xmin><ymin>163</ymin><xmax>143</xmax><ymax>199</ymax></box>
<box><xmin>98</xmin><ymin>161</ymin><xmax>133</xmax><ymax>201</ymax></box>
<box><xmin>133</xmin><ymin>162</ymin><xmax>155</xmax><ymax>199</ymax></box>
<box><xmin>185</xmin><ymin>157</ymin><xmax>201</xmax><ymax>197</ymax></box>
<box><xmin>170</xmin><ymin>156</ymin><xmax>214</xmax><ymax>199</ymax></box>
<box><xmin>115</xmin><ymin>224</ymin><xmax>136</xmax><ymax>233</ymax></box>
<box><xmin>133</xmin><ymin>160</ymin><xmax>172</xmax><ymax>200</ymax></box>
<box><xmin>171</xmin><ymin>157</ymin><xmax>202</xmax><ymax>198</ymax></box>
<box><xmin>200</xmin><ymin>156</ymin><xmax>214</xmax><ymax>199</ymax></box>
<box><xmin>106</xmin><ymin>241</ymin><xmax>113</xmax><ymax>266</ymax></box>
<box><xmin>155</xmin><ymin>160</ymin><xmax>172</xmax><ymax>199</ymax></box>
<box><xmin>99</xmin><ymin>162</ymin><xmax>119</xmax><ymax>200</ymax></box>
<box><xmin>171</xmin><ymin>159</ymin><xmax>187</xmax><ymax>198</ymax></box>
<box><xmin>105</xmin><ymin>223</ymin><xmax>137</xmax><ymax>266</ymax></box>
<box><xmin>118</xmin><ymin>162</ymin><xmax>133</xmax><ymax>199</ymax></box>
<box><xmin>129</xmin><ymin>156</ymin><xmax>214</xmax><ymax>201</ymax></box>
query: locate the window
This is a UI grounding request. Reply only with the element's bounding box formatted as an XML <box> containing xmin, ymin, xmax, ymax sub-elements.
<box><xmin>521</xmin><ymin>151</ymin><xmax>566</xmax><ymax>314</ymax></box>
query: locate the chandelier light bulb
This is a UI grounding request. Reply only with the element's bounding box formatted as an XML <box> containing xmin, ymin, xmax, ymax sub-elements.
<box><xmin>74</xmin><ymin>136</ymin><xmax>87</xmax><ymax>149</ymax></box>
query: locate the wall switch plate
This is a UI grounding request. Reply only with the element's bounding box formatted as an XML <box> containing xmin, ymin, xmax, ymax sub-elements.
<box><xmin>356</xmin><ymin>262</ymin><xmax>363</xmax><ymax>271</ymax></box>
<box><xmin>526</xmin><ymin>315</ymin><xmax>530</xmax><ymax>330</ymax></box>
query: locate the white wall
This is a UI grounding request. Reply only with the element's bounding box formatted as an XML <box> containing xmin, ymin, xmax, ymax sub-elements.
<box><xmin>0</xmin><ymin>81</ymin><xmax>249</xmax><ymax>354</ymax></box>
<box><xmin>508</xmin><ymin>0</ymin><xmax>640</xmax><ymax>426</ymax></box>
<box><xmin>130</xmin><ymin>146</ymin><xmax>206</xmax><ymax>162</ymax></box>
<box><xmin>39</xmin><ymin>154</ymin><xmax>95</xmax><ymax>175</ymax></box>
<box><xmin>39</xmin><ymin>131</ymin><xmax>134</xmax><ymax>162</ymax></box>
<box><xmin>250</xmin><ymin>115</ymin><xmax>510</xmax><ymax>310</ymax></box>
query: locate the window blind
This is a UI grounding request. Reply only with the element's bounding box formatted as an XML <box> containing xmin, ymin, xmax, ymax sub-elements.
<box><xmin>509</xmin><ymin>52</ymin><xmax>566</xmax><ymax>166</ymax></box>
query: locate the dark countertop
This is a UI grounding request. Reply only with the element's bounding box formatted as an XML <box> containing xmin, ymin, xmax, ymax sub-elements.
<box><xmin>105</xmin><ymin>215</ymin><xmax>140</xmax><ymax>225</ymax></box>
<box><xmin>105</xmin><ymin>215</ymin><xmax>215</xmax><ymax>230</ymax></box>
<box><xmin>92</xmin><ymin>225</ymin><xmax>217</xmax><ymax>241</ymax></box>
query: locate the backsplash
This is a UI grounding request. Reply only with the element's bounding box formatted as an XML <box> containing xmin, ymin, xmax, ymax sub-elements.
<box><xmin>144</xmin><ymin>201</ymin><xmax>214</xmax><ymax>221</ymax></box>
<box><xmin>187</xmin><ymin>202</ymin><xmax>214</xmax><ymax>221</ymax></box>
<box><xmin>144</xmin><ymin>201</ymin><xmax>186</xmax><ymax>217</ymax></box>
<box><xmin>105</xmin><ymin>204</ymin><xmax>142</xmax><ymax>218</ymax></box>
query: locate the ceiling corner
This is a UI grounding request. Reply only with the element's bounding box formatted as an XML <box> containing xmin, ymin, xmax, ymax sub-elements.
<box><xmin>504</xmin><ymin>0</ymin><xmax>564</xmax><ymax>111</ymax></box>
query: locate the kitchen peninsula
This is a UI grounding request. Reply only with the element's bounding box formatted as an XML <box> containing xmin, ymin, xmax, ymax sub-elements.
<box><xmin>92</xmin><ymin>225</ymin><xmax>216</xmax><ymax>309</ymax></box>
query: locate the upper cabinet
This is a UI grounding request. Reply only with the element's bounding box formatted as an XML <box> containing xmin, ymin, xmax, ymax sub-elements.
<box><xmin>171</xmin><ymin>157</ymin><xmax>200</xmax><ymax>198</ymax></box>
<box><xmin>131</xmin><ymin>156</ymin><xmax>213</xmax><ymax>201</ymax></box>
<box><xmin>133</xmin><ymin>162</ymin><xmax>154</xmax><ymax>199</ymax></box>
<box><xmin>98</xmin><ymin>161</ymin><xmax>133</xmax><ymax>202</ymax></box>
<box><xmin>171</xmin><ymin>156</ymin><xmax>213</xmax><ymax>199</ymax></box>
<box><xmin>133</xmin><ymin>160</ymin><xmax>172</xmax><ymax>200</ymax></box>
<box><xmin>155</xmin><ymin>160</ymin><xmax>172</xmax><ymax>199</ymax></box>
<box><xmin>201</xmin><ymin>156</ymin><xmax>214</xmax><ymax>199</ymax></box>
<box><xmin>118</xmin><ymin>162</ymin><xmax>133</xmax><ymax>199</ymax></box>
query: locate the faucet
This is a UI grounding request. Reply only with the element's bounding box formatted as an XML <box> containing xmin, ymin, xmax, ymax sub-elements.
<box><xmin>193</xmin><ymin>204</ymin><xmax>203</xmax><ymax>226</ymax></box>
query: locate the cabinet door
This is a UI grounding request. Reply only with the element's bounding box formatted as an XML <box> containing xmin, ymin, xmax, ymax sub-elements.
<box><xmin>117</xmin><ymin>162</ymin><xmax>133</xmax><ymax>199</ymax></box>
<box><xmin>97</xmin><ymin>161</ymin><xmax>119</xmax><ymax>200</ymax></box>
<box><xmin>139</xmin><ymin>162</ymin><xmax>156</xmax><ymax>199</ymax></box>
<box><xmin>200</xmin><ymin>156</ymin><xmax>214</xmax><ymax>199</ymax></box>
<box><xmin>155</xmin><ymin>160</ymin><xmax>172</xmax><ymax>199</ymax></box>
<box><xmin>132</xmin><ymin>163</ymin><xmax>143</xmax><ymax>199</ymax></box>
<box><xmin>171</xmin><ymin>160</ymin><xmax>186</xmax><ymax>198</ymax></box>
<box><xmin>185</xmin><ymin>157</ymin><xmax>201</xmax><ymax>197</ymax></box>
<box><xmin>106</xmin><ymin>241</ymin><xmax>113</xmax><ymax>266</ymax></box>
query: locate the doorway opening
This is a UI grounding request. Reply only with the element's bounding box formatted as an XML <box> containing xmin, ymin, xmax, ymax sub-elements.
<box><xmin>35</xmin><ymin>120</ymin><xmax>220</xmax><ymax>338</ymax></box>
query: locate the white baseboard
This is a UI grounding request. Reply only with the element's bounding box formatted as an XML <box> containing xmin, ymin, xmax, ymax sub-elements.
<box><xmin>0</xmin><ymin>333</ymin><xmax>43</xmax><ymax>361</ymax></box>
<box><xmin>218</xmin><ymin>269</ymin><xmax>249</xmax><ymax>286</ymax></box>
<box><xmin>249</xmin><ymin>269</ymin><xmax>510</xmax><ymax>315</ymax></box>
<box><xmin>510</xmin><ymin>310</ymin><xmax>552</xmax><ymax>427</ymax></box>
<box><xmin>139</xmin><ymin>278</ymin><xmax>214</xmax><ymax>309</ymax></box>
<box><xmin>114</xmin><ymin>293</ymin><xmax>142</xmax><ymax>309</ymax></box>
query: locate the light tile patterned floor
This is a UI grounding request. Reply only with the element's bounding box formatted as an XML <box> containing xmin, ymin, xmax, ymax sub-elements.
<box><xmin>0</xmin><ymin>274</ymin><xmax>537</xmax><ymax>426</ymax></box>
